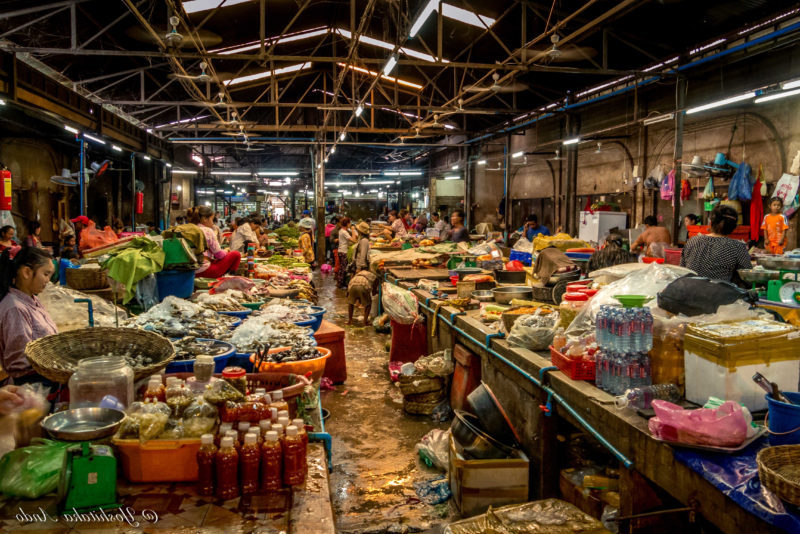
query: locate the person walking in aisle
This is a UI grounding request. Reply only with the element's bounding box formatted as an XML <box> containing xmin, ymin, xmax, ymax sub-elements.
<box><xmin>336</xmin><ymin>217</ymin><xmax>356</xmax><ymax>289</ymax></box>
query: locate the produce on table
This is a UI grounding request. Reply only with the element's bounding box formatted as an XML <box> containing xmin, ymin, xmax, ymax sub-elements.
<box><xmin>228</xmin><ymin>316</ymin><xmax>315</xmax><ymax>352</ymax></box>
<box><xmin>462</xmin><ymin>274</ymin><xmax>494</xmax><ymax>283</ymax></box>
<box><xmin>171</xmin><ymin>337</ymin><xmax>230</xmax><ymax>361</ymax></box>
<box><xmin>193</xmin><ymin>291</ymin><xmax>248</xmax><ymax>311</ymax></box>
<box><xmin>256</xmin><ymin>303</ymin><xmax>313</xmax><ymax>323</ymax></box>
<box><xmin>124</xmin><ymin>296</ymin><xmax>237</xmax><ymax>339</ymax></box>
<box><xmin>275</xmin><ymin>225</ymin><xmax>300</xmax><ymax>239</ymax></box>
<box><xmin>418</xmin><ymin>239</ymin><xmax>435</xmax><ymax>247</ymax></box>
<box><xmin>412</xmin><ymin>258</ymin><xmax>433</xmax><ymax>268</ymax></box>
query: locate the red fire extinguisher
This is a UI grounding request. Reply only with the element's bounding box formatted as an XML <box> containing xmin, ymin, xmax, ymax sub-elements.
<box><xmin>0</xmin><ymin>170</ymin><xmax>11</xmax><ymax>211</ymax></box>
<box><xmin>135</xmin><ymin>191</ymin><xmax>144</xmax><ymax>214</ymax></box>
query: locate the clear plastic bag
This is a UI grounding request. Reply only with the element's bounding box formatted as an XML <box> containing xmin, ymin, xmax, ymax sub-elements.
<box><xmin>0</xmin><ymin>384</ymin><xmax>49</xmax><ymax>457</ymax></box>
<box><xmin>512</xmin><ymin>236</ymin><xmax>533</xmax><ymax>252</ymax></box>
<box><xmin>507</xmin><ymin>310</ymin><xmax>560</xmax><ymax>351</ymax></box>
<box><xmin>182</xmin><ymin>398</ymin><xmax>218</xmax><ymax>437</ymax></box>
<box><xmin>414</xmin><ymin>349</ymin><xmax>454</xmax><ymax>377</ymax></box>
<box><xmin>0</xmin><ymin>439</ymin><xmax>73</xmax><ymax>498</ymax></box>
<box><xmin>648</xmin><ymin>399</ymin><xmax>748</xmax><ymax>447</ymax></box>
<box><xmin>203</xmin><ymin>379</ymin><xmax>245</xmax><ymax>404</ymax></box>
<box><xmin>444</xmin><ymin>498</ymin><xmax>605</xmax><ymax>534</ymax></box>
<box><xmin>158</xmin><ymin>418</ymin><xmax>185</xmax><ymax>440</ymax></box>
<box><xmin>381</xmin><ymin>282</ymin><xmax>419</xmax><ymax>324</ymax></box>
<box><xmin>416</xmin><ymin>429</ymin><xmax>450</xmax><ymax>471</ymax></box>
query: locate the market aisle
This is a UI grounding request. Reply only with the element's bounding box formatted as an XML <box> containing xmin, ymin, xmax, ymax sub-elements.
<box><xmin>316</xmin><ymin>273</ymin><xmax>451</xmax><ymax>533</ymax></box>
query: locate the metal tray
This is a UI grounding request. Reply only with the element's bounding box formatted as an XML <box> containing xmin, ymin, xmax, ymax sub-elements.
<box><xmin>738</xmin><ymin>269</ymin><xmax>781</xmax><ymax>282</ymax></box>
<box><xmin>756</xmin><ymin>256</ymin><xmax>800</xmax><ymax>271</ymax></box>
<box><xmin>651</xmin><ymin>426</ymin><xmax>766</xmax><ymax>453</ymax></box>
<box><xmin>41</xmin><ymin>407</ymin><xmax>126</xmax><ymax>441</ymax></box>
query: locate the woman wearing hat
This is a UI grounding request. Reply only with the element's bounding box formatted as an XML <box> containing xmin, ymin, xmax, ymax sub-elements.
<box><xmin>353</xmin><ymin>221</ymin><xmax>371</xmax><ymax>272</ymax></box>
<box><xmin>298</xmin><ymin>219</ymin><xmax>315</xmax><ymax>265</ymax></box>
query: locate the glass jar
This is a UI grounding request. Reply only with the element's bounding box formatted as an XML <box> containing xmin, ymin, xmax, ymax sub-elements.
<box><xmin>222</xmin><ymin>366</ymin><xmax>247</xmax><ymax>396</ymax></box>
<box><xmin>68</xmin><ymin>356</ymin><xmax>134</xmax><ymax>409</ymax></box>
<box><xmin>559</xmin><ymin>292</ymin><xmax>589</xmax><ymax>329</ymax></box>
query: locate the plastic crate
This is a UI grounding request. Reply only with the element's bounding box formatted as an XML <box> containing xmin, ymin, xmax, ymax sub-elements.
<box><xmin>114</xmin><ymin>438</ymin><xmax>201</xmax><ymax>482</ymax></box>
<box><xmin>550</xmin><ymin>346</ymin><xmax>595</xmax><ymax>381</ymax></box>
<box><xmin>508</xmin><ymin>250</ymin><xmax>532</xmax><ymax>266</ymax></box>
<box><xmin>664</xmin><ymin>248</ymin><xmax>682</xmax><ymax>265</ymax></box>
<box><xmin>687</xmin><ymin>224</ymin><xmax>751</xmax><ymax>242</ymax></box>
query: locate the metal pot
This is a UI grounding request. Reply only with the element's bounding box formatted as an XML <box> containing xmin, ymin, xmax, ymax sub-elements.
<box><xmin>456</xmin><ymin>268</ymin><xmax>483</xmax><ymax>280</ymax></box>
<box><xmin>492</xmin><ymin>286</ymin><xmax>533</xmax><ymax>304</ymax></box>
<box><xmin>494</xmin><ymin>269</ymin><xmax>527</xmax><ymax>284</ymax></box>
<box><xmin>472</xmin><ymin>290</ymin><xmax>495</xmax><ymax>302</ymax></box>
<box><xmin>450</xmin><ymin>410</ymin><xmax>514</xmax><ymax>459</ymax></box>
<box><xmin>467</xmin><ymin>382</ymin><xmax>521</xmax><ymax>446</ymax></box>
<box><xmin>738</xmin><ymin>269</ymin><xmax>781</xmax><ymax>283</ymax></box>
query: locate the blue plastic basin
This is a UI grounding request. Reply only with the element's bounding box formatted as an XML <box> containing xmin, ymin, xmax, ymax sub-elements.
<box><xmin>165</xmin><ymin>338</ymin><xmax>235</xmax><ymax>374</ymax></box>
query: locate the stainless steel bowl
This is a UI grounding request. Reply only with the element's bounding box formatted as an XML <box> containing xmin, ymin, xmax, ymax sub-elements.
<box><xmin>41</xmin><ymin>407</ymin><xmax>126</xmax><ymax>441</ymax></box>
<box><xmin>472</xmin><ymin>290</ymin><xmax>495</xmax><ymax>302</ymax></box>
<box><xmin>492</xmin><ymin>286</ymin><xmax>533</xmax><ymax>304</ymax></box>
<box><xmin>738</xmin><ymin>269</ymin><xmax>781</xmax><ymax>282</ymax></box>
<box><xmin>450</xmin><ymin>410</ymin><xmax>514</xmax><ymax>459</ymax></box>
<box><xmin>756</xmin><ymin>255</ymin><xmax>800</xmax><ymax>271</ymax></box>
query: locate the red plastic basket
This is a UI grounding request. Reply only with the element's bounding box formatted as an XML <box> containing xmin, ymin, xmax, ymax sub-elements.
<box><xmin>687</xmin><ymin>224</ymin><xmax>750</xmax><ymax>242</ymax></box>
<box><xmin>664</xmin><ymin>248</ymin><xmax>682</xmax><ymax>265</ymax></box>
<box><xmin>550</xmin><ymin>346</ymin><xmax>595</xmax><ymax>381</ymax></box>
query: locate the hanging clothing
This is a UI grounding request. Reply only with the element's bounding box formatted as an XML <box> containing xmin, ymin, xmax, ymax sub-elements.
<box><xmin>750</xmin><ymin>166</ymin><xmax>764</xmax><ymax>243</ymax></box>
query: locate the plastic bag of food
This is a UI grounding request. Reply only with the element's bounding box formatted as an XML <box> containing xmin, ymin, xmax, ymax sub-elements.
<box><xmin>507</xmin><ymin>310</ymin><xmax>560</xmax><ymax>351</ymax></box>
<box><xmin>137</xmin><ymin>412</ymin><xmax>169</xmax><ymax>442</ymax></box>
<box><xmin>204</xmin><ymin>379</ymin><xmax>245</xmax><ymax>404</ymax></box>
<box><xmin>0</xmin><ymin>384</ymin><xmax>50</xmax><ymax>457</ymax></box>
<box><xmin>512</xmin><ymin>236</ymin><xmax>533</xmax><ymax>252</ymax></box>
<box><xmin>414</xmin><ymin>349</ymin><xmax>454</xmax><ymax>377</ymax></box>
<box><xmin>648</xmin><ymin>399</ymin><xmax>747</xmax><ymax>447</ymax></box>
<box><xmin>79</xmin><ymin>221</ymin><xmax>119</xmax><ymax>251</ymax></box>
<box><xmin>158</xmin><ymin>418</ymin><xmax>185</xmax><ymax>440</ymax></box>
<box><xmin>381</xmin><ymin>282</ymin><xmax>419</xmax><ymax>324</ymax></box>
<box><xmin>182</xmin><ymin>398</ymin><xmax>218</xmax><ymax>437</ymax></box>
<box><xmin>0</xmin><ymin>439</ymin><xmax>73</xmax><ymax>498</ymax></box>
<box><xmin>416</xmin><ymin>429</ymin><xmax>450</xmax><ymax>471</ymax></box>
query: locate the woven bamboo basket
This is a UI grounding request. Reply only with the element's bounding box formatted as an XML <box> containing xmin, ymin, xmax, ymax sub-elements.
<box><xmin>66</xmin><ymin>267</ymin><xmax>108</xmax><ymax>290</ymax></box>
<box><xmin>399</xmin><ymin>374</ymin><xmax>444</xmax><ymax>396</ymax></box>
<box><xmin>757</xmin><ymin>445</ymin><xmax>800</xmax><ymax>506</ymax></box>
<box><xmin>25</xmin><ymin>327</ymin><xmax>176</xmax><ymax>383</ymax></box>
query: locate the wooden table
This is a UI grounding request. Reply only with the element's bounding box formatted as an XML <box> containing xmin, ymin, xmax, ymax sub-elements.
<box><xmin>387</xmin><ymin>267</ymin><xmax>452</xmax><ymax>281</ymax></box>
<box><xmin>407</xmin><ymin>286</ymin><xmax>782</xmax><ymax>534</ymax></box>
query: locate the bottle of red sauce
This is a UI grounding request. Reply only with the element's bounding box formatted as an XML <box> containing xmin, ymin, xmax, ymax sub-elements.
<box><xmin>282</xmin><ymin>426</ymin><xmax>306</xmax><ymax>486</ymax></box>
<box><xmin>197</xmin><ymin>434</ymin><xmax>216</xmax><ymax>496</ymax></box>
<box><xmin>240</xmin><ymin>433</ymin><xmax>260</xmax><ymax>495</ymax></box>
<box><xmin>215</xmin><ymin>436</ymin><xmax>239</xmax><ymax>500</ymax></box>
<box><xmin>260</xmin><ymin>430</ymin><xmax>283</xmax><ymax>490</ymax></box>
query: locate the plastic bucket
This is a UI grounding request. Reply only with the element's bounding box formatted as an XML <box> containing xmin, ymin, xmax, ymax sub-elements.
<box><xmin>766</xmin><ymin>392</ymin><xmax>800</xmax><ymax>445</ymax></box>
<box><xmin>155</xmin><ymin>269</ymin><xmax>195</xmax><ymax>300</ymax></box>
<box><xmin>164</xmin><ymin>338</ymin><xmax>235</xmax><ymax>374</ymax></box>
<box><xmin>249</xmin><ymin>346</ymin><xmax>331</xmax><ymax>381</ymax></box>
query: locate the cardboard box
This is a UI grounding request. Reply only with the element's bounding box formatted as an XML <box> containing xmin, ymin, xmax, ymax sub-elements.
<box><xmin>448</xmin><ymin>434</ymin><xmax>529</xmax><ymax>517</ymax></box>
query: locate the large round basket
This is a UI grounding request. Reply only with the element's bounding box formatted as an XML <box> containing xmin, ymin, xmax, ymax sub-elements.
<box><xmin>65</xmin><ymin>267</ymin><xmax>108</xmax><ymax>290</ymax></box>
<box><xmin>25</xmin><ymin>327</ymin><xmax>176</xmax><ymax>383</ymax></box>
<box><xmin>757</xmin><ymin>445</ymin><xmax>800</xmax><ymax>506</ymax></box>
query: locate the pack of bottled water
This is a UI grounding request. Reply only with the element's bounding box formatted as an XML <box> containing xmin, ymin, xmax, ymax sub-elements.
<box><xmin>594</xmin><ymin>305</ymin><xmax>653</xmax><ymax>395</ymax></box>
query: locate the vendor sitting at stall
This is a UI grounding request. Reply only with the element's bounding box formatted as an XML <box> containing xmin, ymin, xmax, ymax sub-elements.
<box><xmin>188</xmin><ymin>205</ymin><xmax>242</xmax><ymax>278</ymax></box>
<box><xmin>298</xmin><ymin>220</ymin><xmax>315</xmax><ymax>265</ymax></box>
<box><xmin>229</xmin><ymin>217</ymin><xmax>259</xmax><ymax>254</ymax></box>
<box><xmin>387</xmin><ymin>210</ymin><xmax>408</xmax><ymax>238</ymax></box>
<box><xmin>631</xmin><ymin>216</ymin><xmax>671</xmax><ymax>257</ymax></box>
<box><xmin>0</xmin><ymin>247</ymin><xmax>57</xmax><ymax>387</ymax></box>
<box><xmin>347</xmin><ymin>269</ymin><xmax>378</xmax><ymax>326</ymax></box>
<box><xmin>450</xmin><ymin>210</ymin><xmax>469</xmax><ymax>243</ymax></box>
<box><xmin>588</xmin><ymin>233</ymin><xmax>637</xmax><ymax>272</ymax></box>
<box><xmin>518</xmin><ymin>214</ymin><xmax>551</xmax><ymax>240</ymax></box>
<box><xmin>681</xmin><ymin>204</ymin><xmax>752</xmax><ymax>283</ymax></box>
<box><xmin>0</xmin><ymin>225</ymin><xmax>19</xmax><ymax>256</ymax></box>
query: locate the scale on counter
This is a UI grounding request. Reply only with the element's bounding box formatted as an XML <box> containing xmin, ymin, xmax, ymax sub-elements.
<box><xmin>58</xmin><ymin>442</ymin><xmax>118</xmax><ymax>512</ymax></box>
<box><xmin>756</xmin><ymin>256</ymin><xmax>800</xmax><ymax>306</ymax></box>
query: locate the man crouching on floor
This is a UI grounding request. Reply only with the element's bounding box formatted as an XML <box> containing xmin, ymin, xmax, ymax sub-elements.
<box><xmin>347</xmin><ymin>270</ymin><xmax>379</xmax><ymax>326</ymax></box>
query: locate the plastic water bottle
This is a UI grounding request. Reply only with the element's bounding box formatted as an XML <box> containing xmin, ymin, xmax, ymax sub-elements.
<box><xmin>615</xmin><ymin>384</ymin><xmax>681</xmax><ymax>410</ymax></box>
<box><xmin>639</xmin><ymin>352</ymin><xmax>652</xmax><ymax>387</ymax></box>
<box><xmin>617</xmin><ymin>311</ymin><xmax>629</xmax><ymax>352</ymax></box>
<box><xmin>595</xmin><ymin>350</ymin><xmax>604</xmax><ymax>389</ymax></box>
<box><xmin>630</xmin><ymin>309</ymin><xmax>642</xmax><ymax>352</ymax></box>
<box><xmin>642</xmin><ymin>310</ymin><xmax>654</xmax><ymax>352</ymax></box>
<box><xmin>608</xmin><ymin>310</ymin><xmax>619</xmax><ymax>351</ymax></box>
<box><xmin>597</xmin><ymin>306</ymin><xmax>607</xmax><ymax>348</ymax></box>
<box><xmin>611</xmin><ymin>352</ymin><xmax>623</xmax><ymax>394</ymax></box>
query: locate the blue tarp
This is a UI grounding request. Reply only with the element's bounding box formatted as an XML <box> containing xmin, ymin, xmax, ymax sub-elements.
<box><xmin>673</xmin><ymin>437</ymin><xmax>800</xmax><ymax>533</ymax></box>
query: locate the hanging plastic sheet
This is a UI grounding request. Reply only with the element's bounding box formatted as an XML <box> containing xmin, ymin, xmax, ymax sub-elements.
<box><xmin>673</xmin><ymin>438</ymin><xmax>800</xmax><ymax>532</ymax></box>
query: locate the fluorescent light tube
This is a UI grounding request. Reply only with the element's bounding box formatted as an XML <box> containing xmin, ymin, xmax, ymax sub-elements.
<box><xmin>172</xmin><ymin>170</ymin><xmax>197</xmax><ymax>175</ymax></box>
<box><xmin>225</xmin><ymin>179</ymin><xmax>252</xmax><ymax>184</ymax></box>
<box><xmin>400</xmin><ymin>171</ymin><xmax>422</xmax><ymax>176</ymax></box>
<box><xmin>223</xmin><ymin>190</ymin><xmax>234</xmax><ymax>194</ymax></box>
<box><xmin>212</xmin><ymin>28</ymin><xmax>329</xmax><ymax>55</ymax></box>
<box><xmin>330</xmin><ymin>146</ymin><xmax>336</xmax><ymax>154</ymax></box>
<box><xmin>166</xmin><ymin>163</ymin><xmax>172</xmax><ymax>168</ymax></box>
<box><xmin>339</xmin><ymin>63</ymin><xmax>423</xmax><ymax>90</ymax></box>
<box><xmin>111</xmin><ymin>145</ymin><xmax>123</xmax><ymax>152</ymax></box>
<box><xmin>143</xmin><ymin>155</ymin><xmax>151</xmax><ymax>160</ymax></box>
<box><xmin>563</xmin><ymin>137</ymin><xmax>580</xmax><ymax>145</ymax></box>
<box><xmin>383</xmin><ymin>171</ymin><xmax>400</xmax><ymax>176</ymax></box>
<box><xmin>477</xmin><ymin>159</ymin><xmax>487</xmax><ymax>165</ymax></box>
<box><xmin>64</xmin><ymin>125</ymin><xmax>79</xmax><ymax>134</ymax></box>
<box><xmin>182</xmin><ymin>0</ymin><xmax>251</xmax><ymax>14</ymax></box>
<box><xmin>444</xmin><ymin>175</ymin><xmax>460</xmax><ymax>180</ymax></box>
<box><xmin>0</xmin><ymin>99</ymin><xmax>5</xmax><ymax>105</ymax></box>
<box><xmin>212</xmin><ymin>170</ymin><xmax>251</xmax><ymax>175</ymax></box>
<box><xmin>383</xmin><ymin>56</ymin><xmax>398</xmax><ymax>76</ymax></box>
<box><xmin>441</xmin><ymin>3</ymin><xmax>495</xmax><ymax>28</ymax></box>
<box><xmin>84</xmin><ymin>133</ymin><xmax>106</xmax><ymax>145</ymax></box>
<box><xmin>755</xmin><ymin>87</ymin><xmax>800</xmax><ymax>103</ymax></box>
<box><xmin>257</xmin><ymin>171</ymin><xmax>298</xmax><ymax>176</ymax></box>
<box><xmin>223</xmin><ymin>63</ymin><xmax>311</xmax><ymax>86</ymax></box>
<box><xmin>452</xmin><ymin>165</ymin><xmax>459</xmax><ymax>170</ymax></box>
<box><xmin>686</xmin><ymin>92</ymin><xmax>755</xmax><ymax>115</ymax></box>
<box><xmin>511</xmin><ymin>151</ymin><xmax>524</xmax><ymax>158</ymax></box>
<box><xmin>355</xmin><ymin>105</ymin><xmax>364</xmax><ymax>117</ymax></box>
<box><xmin>216</xmin><ymin>189</ymin><xmax>224</xmax><ymax>192</ymax></box>
<box><xmin>782</xmin><ymin>79</ymin><xmax>800</xmax><ymax>90</ymax></box>
<box><xmin>362</xmin><ymin>180</ymin><xmax>394</xmax><ymax>185</ymax></box>
<box><xmin>283</xmin><ymin>190</ymin><xmax>289</xmax><ymax>195</ymax></box>
<box><xmin>340</xmin><ymin>132</ymin><xmax>346</xmax><ymax>141</ymax></box>
<box><xmin>409</xmin><ymin>0</ymin><xmax>437</xmax><ymax>38</ymax></box>
<box><xmin>642</xmin><ymin>113</ymin><xmax>674</xmax><ymax>126</ymax></box>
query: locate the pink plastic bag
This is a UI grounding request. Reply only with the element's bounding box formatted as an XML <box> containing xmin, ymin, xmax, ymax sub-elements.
<box><xmin>648</xmin><ymin>399</ymin><xmax>747</xmax><ymax>447</ymax></box>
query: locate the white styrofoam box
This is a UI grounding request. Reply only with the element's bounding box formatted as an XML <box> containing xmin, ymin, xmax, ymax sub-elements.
<box><xmin>684</xmin><ymin>350</ymin><xmax>799</xmax><ymax>412</ymax></box>
<box><xmin>578</xmin><ymin>211</ymin><xmax>628</xmax><ymax>244</ymax></box>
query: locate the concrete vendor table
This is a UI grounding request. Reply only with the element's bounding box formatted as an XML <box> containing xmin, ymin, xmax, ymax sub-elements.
<box><xmin>402</xmin><ymin>282</ymin><xmax>783</xmax><ymax>534</ymax></box>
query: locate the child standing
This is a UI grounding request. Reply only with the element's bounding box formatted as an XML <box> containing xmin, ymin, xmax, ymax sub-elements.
<box><xmin>761</xmin><ymin>197</ymin><xmax>789</xmax><ymax>254</ymax></box>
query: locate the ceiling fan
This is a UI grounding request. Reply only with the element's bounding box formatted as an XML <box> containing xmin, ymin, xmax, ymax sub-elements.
<box><xmin>125</xmin><ymin>16</ymin><xmax>222</xmax><ymax>49</ymax></box>
<box><xmin>465</xmin><ymin>73</ymin><xmax>528</xmax><ymax>94</ymax></box>
<box><xmin>50</xmin><ymin>160</ymin><xmax>110</xmax><ymax>186</ymax></box>
<box><xmin>442</xmin><ymin>98</ymin><xmax>500</xmax><ymax>116</ymax></box>
<box><xmin>412</xmin><ymin>114</ymin><xmax>457</xmax><ymax>131</ymax></box>
<box><xmin>397</xmin><ymin>127</ymin><xmax>438</xmax><ymax>142</ymax></box>
<box><xmin>520</xmin><ymin>33</ymin><xmax>598</xmax><ymax>63</ymax></box>
<box><xmin>169</xmin><ymin>61</ymin><xmax>212</xmax><ymax>82</ymax></box>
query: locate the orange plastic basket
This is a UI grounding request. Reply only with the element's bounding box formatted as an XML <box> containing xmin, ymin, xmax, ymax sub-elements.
<box><xmin>113</xmin><ymin>438</ymin><xmax>201</xmax><ymax>482</ymax></box>
<box><xmin>249</xmin><ymin>346</ymin><xmax>331</xmax><ymax>381</ymax></box>
<box><xmin>550</xmin><ymin>346</ymin><xmax>595</xmax><ymax>381</ymax></box>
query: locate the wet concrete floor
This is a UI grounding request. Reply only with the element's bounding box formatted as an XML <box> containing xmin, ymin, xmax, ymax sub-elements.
<box><xmin>316</xmin><ymin>273</ymin><xmax>453</xmax><ymax>533</ymax></box>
